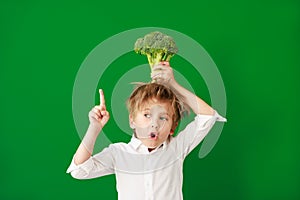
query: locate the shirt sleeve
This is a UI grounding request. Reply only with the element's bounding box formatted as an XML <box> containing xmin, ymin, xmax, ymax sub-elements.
<box><xmin>66</xmin><ymin>145</ymin><xmax>116</xmax><ymax>179</ymax></box>
<box><xmin>173</xmin><ymin>110</ymin><xmax>227</xmax><ymax>159</ymax></box>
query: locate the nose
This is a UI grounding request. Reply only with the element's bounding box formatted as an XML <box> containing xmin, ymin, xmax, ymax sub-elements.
<box><xmin>151</xmin><ymin>120</ymin><xmax>159</xmax><ymax>129</ymax></box>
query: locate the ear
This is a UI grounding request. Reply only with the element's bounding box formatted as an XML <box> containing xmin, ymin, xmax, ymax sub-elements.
<box><xmin>170</xmin><ymin>129</ymin><xmax>174</xmax><ymax>135</ymax></box>
<box><xmin>171</xmin><ymin>122</ymin><xmax>178</xmax><ymax>134</ymax></box>
<box><xmin>129</xmin><ymin>114</ymin><xmax>135</xmax><ymax>129</ymax></box>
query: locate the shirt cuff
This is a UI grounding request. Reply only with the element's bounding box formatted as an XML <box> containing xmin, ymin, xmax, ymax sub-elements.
<box><xmin>194</xmin><ymin>110</ymin><xmax>227</xmax><ymax>130</ymax></box>
<box><xmin>212</xmin><ymin>110</ymin><xmax>227</xmax><ymax>122</ymax></box>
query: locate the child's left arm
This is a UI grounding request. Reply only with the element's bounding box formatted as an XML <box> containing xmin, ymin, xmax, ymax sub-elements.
<box><xmin>151</xmin><ymin>61</ymin><xmax>215</xmax><ymax>116</ymax></box>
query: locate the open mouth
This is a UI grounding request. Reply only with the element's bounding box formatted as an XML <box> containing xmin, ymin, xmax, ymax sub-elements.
<box><xmin>149</xmin><ymin>133</ymin><xmax>158</xmax><ymax>140</ymax></box>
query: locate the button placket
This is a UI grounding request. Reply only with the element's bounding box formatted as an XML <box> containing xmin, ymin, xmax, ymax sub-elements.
<box><xmin>144</xmin><ymin>154</ymin><xmax>154</xmax><ymax>200</ymax></box>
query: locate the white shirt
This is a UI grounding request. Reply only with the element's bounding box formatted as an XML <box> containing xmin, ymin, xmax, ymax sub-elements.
<box><xmin>67</xmin><ymin>111</ymin><xmax>226</xmax><ymax>200</ymax></box>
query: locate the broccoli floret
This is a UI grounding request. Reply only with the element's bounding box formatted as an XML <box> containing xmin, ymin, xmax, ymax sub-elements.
<box><xmin>134</xmin><ymin>31</ymin><xmax>178</xmax><ymax>70</ymax></box>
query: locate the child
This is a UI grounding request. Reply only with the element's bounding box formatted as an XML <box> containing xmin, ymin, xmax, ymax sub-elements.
<box><xmin>67</xmin><ymin>61</ymin><xmax>226</xmax><ymax>200</ymax></box>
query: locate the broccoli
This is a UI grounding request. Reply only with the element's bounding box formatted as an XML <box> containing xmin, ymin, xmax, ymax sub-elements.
<box><xmin>134</xmin><ymin>31</ymin><xmax>178</xmax><ymax>70</ymax></box>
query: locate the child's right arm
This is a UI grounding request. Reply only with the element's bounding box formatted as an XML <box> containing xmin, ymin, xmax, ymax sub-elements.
<box><xmin>73</xmin><ymin>89</ymin><xmax>110</xmax><ymax>165</ymax></box>
<box><xmin>151</xmin><ymin>61</ymin><xmax>226</xmax><ymax>157</ymax></box>
<box><xmin>151</xmin><ymin>62</ymin><xmax>215</xmax><ymax>115</ymax></box>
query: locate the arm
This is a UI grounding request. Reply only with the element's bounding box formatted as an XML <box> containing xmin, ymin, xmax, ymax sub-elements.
<box><xmin>151</xmin><ymin>61</ymin><xmax>214</xmax><ymax>115</ymax></box>
<box><xmin>152</xmin><ymin>62</ymin><xmax>226</xmax><ymax>157</ymax></box>
<box><xmin>73</xmin><ymin>89</ymin><xmax>110</xmax><ymax>165</ymax></box>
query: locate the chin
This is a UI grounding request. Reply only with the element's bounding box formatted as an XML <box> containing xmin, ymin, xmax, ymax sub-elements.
<box><xmin>145</xmin><ymin>141</ymin><xmax>162</xmax><ymax>149</ymax></box>
<box><xmin>148</xmin><ymin>145</ymin><xmax>159</xmax><ymax>149</ymax></box>
<box><xmin>145</xmin><ymin>143</ymin><xmax>157</xmax><ymax>149</ymax></box>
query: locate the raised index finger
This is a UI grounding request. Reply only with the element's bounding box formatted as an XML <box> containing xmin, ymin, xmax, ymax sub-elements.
<box><xmin>99</xmin><ymin>89</ymin><xmax>106</xmax><ymax>106</ymax></box>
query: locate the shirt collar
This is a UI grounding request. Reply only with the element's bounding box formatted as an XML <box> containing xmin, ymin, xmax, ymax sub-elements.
<box><xmin>129</xmin><ymin>136</ymin><xmax>143</xmax><ymax>150</ymax></box>
<box><xmin>129</xmin><ymin>135</ymin><xmax>169</xmax><ymax>151</ymax></box>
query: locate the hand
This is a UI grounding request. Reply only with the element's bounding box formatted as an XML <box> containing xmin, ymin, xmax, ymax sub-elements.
<box><xmin>88</xmin><ymin>89</ymin><xmax>110</xmax><ymax>129</ymax></box>
<box><xmin>151</xmin><ymin>61</ymin><xmax>176</xmax><ymax>86</ymax></box>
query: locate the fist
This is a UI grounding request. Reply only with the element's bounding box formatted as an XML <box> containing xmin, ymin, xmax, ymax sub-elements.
<box><xmin>151</xmin><ymin>61</ymin><xmax>175</xmax><ymax>85</ymax></box>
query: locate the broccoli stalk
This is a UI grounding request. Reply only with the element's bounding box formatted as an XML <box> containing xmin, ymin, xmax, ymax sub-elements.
<box><xmin>134</xmin><ymin>31</ymin><xmax>178</xmax><ymax>70</ymax></box>
<box><xmin>146</xmin><ymin>51</ymin><xmax>173</xmax><ymax>68</ymax></box>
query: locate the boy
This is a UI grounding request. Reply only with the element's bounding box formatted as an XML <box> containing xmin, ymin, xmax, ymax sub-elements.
<box><xmin>67</xmin><ymin>61</ymin><xmax>226</xmax><ymax>200</ymax></box>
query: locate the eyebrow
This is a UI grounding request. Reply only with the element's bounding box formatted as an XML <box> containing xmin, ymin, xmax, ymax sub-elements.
<box><xmin>158</xmin><ymin>111</ymin><xmax>169</xmax><ymax>115</ymax></box>
<box><xmin>141</xmin><ymin>108</ymin><xmax>171</xmax><ymax>116</ymax></box>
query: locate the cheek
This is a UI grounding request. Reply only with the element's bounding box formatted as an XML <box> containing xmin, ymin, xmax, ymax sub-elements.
<box><xmin>159</xmin><ymin>131</ymin><xmax>171</xmax><ymax>142</ymax></box>
<box><xmin>134</xmin><ymin>115</ymin><xmax>148</xmax><ymax>125</ymax></box>
<box><xmin>162</xmin><ymin>120</ymin><xmax>172</xmax><ymax>130</ymax></box>
<box><xmin>134</xmin><ymin>117</ymin><xmax>143</xmax><ymax>124</ymax></box>
<box><xmin>160</xmin><ymin>122</ymin><xmax>172</xmax><ymax>135</ymax></box>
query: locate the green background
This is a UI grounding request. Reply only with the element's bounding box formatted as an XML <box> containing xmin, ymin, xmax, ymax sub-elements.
<box><xmin>1</xmin><ymin>0</ymin><xmax>299</xmax><ymax>199</ymax></box>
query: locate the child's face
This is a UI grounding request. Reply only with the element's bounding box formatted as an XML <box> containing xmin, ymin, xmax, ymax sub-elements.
<box><xmin>130</xmin><ymin>100</ymin><xmax>174</xmax><ymax>149</ymax></box>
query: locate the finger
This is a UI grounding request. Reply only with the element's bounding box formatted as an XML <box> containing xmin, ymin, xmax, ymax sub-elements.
<box><xmin>92</xmin><ymin>113</ymin><xmax>101</xmax><ymax>121</ymax></box>
<box><xmin>160</xmin><ymin>61</ymin><xmax>170</xmax><ymax>66</ymax></box>
<box><xmin>151</xmin><ymin>70</ymin><xmax>158</xmax><ymax>77</ymax></box>
<box><xmin>152</xmin><ymin>75</ymin><xmax>164</xmax><ymax>83</ymax></box>
<box><xmin>153</xmin><ymin>62</ymin><xmax>165</xmax><ymax>68</ymax></box>
<box><xmin>89</xmin><ymin>110</ymin><xmax>100</xmax><ymax>120</ymax></box>
<box><xmin>151</xmin><ymin>73</ymin><xmax>162</xmax><ymax>79</ymax></box>
<box><xmin>100</xmin><ymin>110</ymin><xmax>108</xmax><ymax>117</ymax></box>
<box><xmin>92</xmin><ymin>107</ymin><xmax>100</xmax><ymax>114</ymax></box>
<box><xmin>152</xmin><ymin>67</ymin><xmax>162</xmax><ymax>72</ymax></box>
<box><xmin>152</xmin><ymin>65</ymin><xmax>166</xmax><ymax>72</ymax></box>
<box><xmin>95</xmin><ymin>105</ymin><xmax>106</xmax><ymax>112</ymax></box>
<box><xmin>92</xmin><ymin>108</ymin><xmax>101</xmax><ymax>118</ymax></box>
<box><xmin>99</xmin><ymin>89</ymin><xmax>106</xmax><ymax>106</ymax></box>
<box><xmin>154</xmin><ymin>63</ymin><xmax>170</xmax><ymax>70</ymax></box>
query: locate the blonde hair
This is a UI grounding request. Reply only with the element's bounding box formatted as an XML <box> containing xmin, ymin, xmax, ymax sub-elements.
<box><xmin>127</xmin><ymin>82</ymin><xmax>183</xmax><ymax>128</ymax></box>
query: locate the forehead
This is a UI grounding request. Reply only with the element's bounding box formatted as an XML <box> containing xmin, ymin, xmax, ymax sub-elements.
<box><xmin>140</xmin><ymin>99</ymin><xmax>173</xmax><ymax>114</ymax></box>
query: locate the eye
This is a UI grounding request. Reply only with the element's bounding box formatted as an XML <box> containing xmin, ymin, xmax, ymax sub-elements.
<box><xmin>159</xmin><ymin>116</ymin><xmax>168</xmax><ymax>121</ymax></box>
<box><xmin>144</xmin><ymin>114</ymin><xmax>151</xmax><ymax>118</ymax></box>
